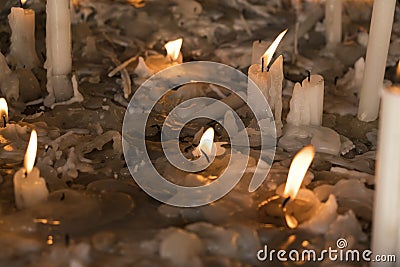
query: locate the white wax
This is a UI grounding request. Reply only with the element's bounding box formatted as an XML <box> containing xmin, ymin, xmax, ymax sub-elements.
<box><xmin>248</xmin><ymin>55</ymin><xmax>284</xmax><ymax>135</ymax></box>
<box><xmin>8</xmin><ymin>7</ymin><xmax>40</xmax><ymax>69</ymax></box>
<box><xmin>372</xmin><ymin>86</ymin><xmax>400</xmax><ymax>262</ymax></box>
<box><xmin>287</xmin><ymin>75</ymin><xmax>324</xmax><ymax>126</ymax></box>
<box><xmin>0</xmin><ymin>52</ymin><xmax>19</xmax><ymax>100</ymax></box>
<box><xmin>324</xmin><ymin>0</ymin><xmax>342</xmax><ymax>47</ymax></box>
<box><xmin>14</xmin><ymin>167</ymin><xmax>49</xmax><ymax>209</ymax></box>
<box><xmin>358</xmin><ymin>0</ymin><xmax>396</xmax><ymax>122</ymax></box>
<box><xmin>45</xmin><ymin>0</ymin><xmax>73</xmax><ymax>102</ymax></box>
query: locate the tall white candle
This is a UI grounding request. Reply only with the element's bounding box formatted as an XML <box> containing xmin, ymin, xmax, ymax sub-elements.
<box><xmin>45</xmin><ymin>0</ymin><xmax>74</xmax><ymax>103</ymax></box>
<box><xmin>358</xmin><ymin>0</ymin><xmax>396</xmax><ymax>122</ymax></box>
<box><xmin>13</xmin><ymin>130</ymin><xmax>49</xmax><ymax>209</ymax></box>
<box><xmin>286</xmin><ymin>75</ymin><xmax>324</xmax><ymax>127</ymax></box>
<box><xmin>8</xmin><ymin>5</ymin><xmax>40</xmax><ymax>69</ymax></box>
<box><xmin>372</xmin><ymin>86</ymin><xmax>400</xmax><ymax>264</ymax></box>
<box><xmin>324</xmin><ymin>0</ymin><xmax>342</xmax><ymax>47</ymax></box>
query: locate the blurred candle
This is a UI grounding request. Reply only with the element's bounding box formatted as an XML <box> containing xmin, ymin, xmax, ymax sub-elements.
<box><xmin>13</xmin><ymin>130</ymin><xmax>49</xmax><ymax>209</ymax></box>
<box><xmin>8</xmin><ymin>0</ymin><xmax>40</xmax><ymax>69</ymax></box>
<box><xmin>248</xmin><ymin>29</ymin><xmax>287</xmax><ymax>136</ymax></box>
<box><xmin>45</xmin><ymin>0</ymin><xmax>74</xmax><ymax>103</ymax></box>
<box><xmin>325</xmin><ymin>0</ymin><xmax>342</xmax><ymax>47</ymax></box>
<box><xmin>287</xmin><ymin>74</ymin><xmax>324</xmax><ymax>126</ymax></box>
<box><xmin>358</xmin><ymin>0</ymin><xmax>396</xmax><ymax>122</ymax></box>
<box><xmin>372</xmin><ymin>86</ymin><xmax>400</xmax><ymax>263</ymax></box>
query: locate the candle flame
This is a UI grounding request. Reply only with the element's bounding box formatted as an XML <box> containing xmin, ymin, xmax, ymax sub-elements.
<box><xmin>165</xmin><ymin>38</ymin><xmax>183</xmax><ymax>61</ymax></box>
<box><xmin>396</xmin><ymin>60</ymin><xmax>400</xmax><ymax>80</ymax></box>
<box><xmin>197</xmin><ymin>127</ymin><xmax>214</xmax><ymax>157</ymax></box>
<box><xmin>21</xmin><ymin>0</ymin><xmax>27</xmax><ymax>6</ymax></box>
<box><xmin>24</xmin><ymin>130</ymin><xmax>37</xmax><ymax>175</ymax></box>
<box><xmin>0</xmin><ymin>98</ymin><xmax>8</xmax><ymax>124</ymax></box>
<box><xmin>283</xmin><ymin>145</ymin><xmax>315</xmax><ymax>199</ymax></box>
<box><xmin>262</xmin><ymin>29</ymin><xmax>287</xmax><ymax>67</ymax></box>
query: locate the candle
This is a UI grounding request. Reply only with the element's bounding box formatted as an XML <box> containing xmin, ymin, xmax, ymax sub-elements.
<box><xmin>45</xmin><ymin>0</ymin><xmax>74</xmax><ymax>104</ymax></box>
<box><xmin>286</xmin><ymin>74</ymin><xmax>324</xmax><ymax>126</ymax></box>
<box><xmin>0</xmin><ymin>98</ymin><xmax>9</xmax><ymax>127</ymax></box>
<box><xmin>13</xmin><ymin>130</ymin><xmax>49</xmax><ymax>209</ymax></box>
<box><xmin>358</xmin><ymin>0</ymin><xmax>396</xmax><ymax>122</ymax></box>
<box><xmin>248</xmin><ymin>29</ymin><xmax>287</xmax><ymax>136</ymax></box>
<box><xmin>324</xmin><ymin>0</ymin><xmax>342</xmax><ymax>47</ymax></box>
<box><xmin>145</xmin><ymin>38</ymin><xmax>183</xmax><ymax>73</ymax></box>
<box><xmin>8</xmin><ymin>0</ymin><xmax>40</xmax><ymax>69</ymax></box>
<box><xmin>192</xmin><ymin>127</ymin><xmax>216</xmax><ymax>160</ymax></box>
<box><xmin>372</xmin><ymin>86</ymin><xmax>400</xmax><ymax>262</ymax></box>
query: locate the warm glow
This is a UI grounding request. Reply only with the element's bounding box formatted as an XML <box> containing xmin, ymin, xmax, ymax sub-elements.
<box><xmin>21</xmin><ymin>0</ymin><xmax>27</xmax><ymax>6</ymax></box>
<box><xmin>197</xmin><ymin>127</ymin><xmax>214</xmax><ymax>157</ymax></box>
<box><xmin>262</xmin><ymin>29</ymin><xmax>288</xmax><ymax>67</ymax></box>
<box><xmin>165</xmin><ymin>38</ymin><xmax>183</xmax><ymax>61</ymax></box>
<box><xmin>285</xmin><ymin>214</ymin><xmax>298</xmax><ymax>229</ymax></box>
<box><xmin>396</xmin><ymin>60</ymin><xmax>400</xmax><ymax>80</ymax></box>
<box><xmin>283</xmin><ymin>145</ymin><xmax>315</xmax><ymax>199</ymax></box>
<box><xmin>0</xmin><ymin>98</ymin><xmax>8</xmax><ymax>124</ymax></box>
<box><xmin>24</xmin><ymin>130</ymin><xmax>37</xmax><ymax>175</ymax></box>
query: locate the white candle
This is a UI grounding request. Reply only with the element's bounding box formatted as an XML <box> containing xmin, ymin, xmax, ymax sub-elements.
<box><xmin>45</xmin><ymin>0</ymin><xmax>74</xmax><ymax>103</ymax></box>
<box><xmin>358</xmin><ymin>0</ymin><xmax>396</xmax><ymax>122</ymax></box>
<box><xmin>0</xmin><ymin>52</ymin><xmax>19</xmax><ymax>101</ymax></box>
<box><xmin>8</xmin><ymin>3</ymin><xmax>40</xmax><ymax>69</ymax></box>
<box><xmin>324</xmin><ymin>0</ymin><xmax>342</xmax><ymax>47</ymax></box>
<box><xmin>286</xmin><ymin>75</ymin><xmax>324</xmax><ymax>126</ymax></box>
<box><xmin>13</xmin><ymin>130</ymin><xmax>49</xmax><ymax>209</ymax></box>
<box><xmin>372</xmin><ymin>86</ymin><xmax>400</xmax><ymax>263</ymax></box>
<box><xmin>248</xmin><ymin>30</ymin><xmax>287</xmax><ymax>136</ymax></box>
<box><xmin>145</xmin><ymin>38</ymin><xmax>183</xmax><ymax>73</ymax></box>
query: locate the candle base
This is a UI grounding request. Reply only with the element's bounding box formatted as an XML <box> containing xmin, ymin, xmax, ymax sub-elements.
<box><xmin>45</xmin><ymin>75</ymin><xmax>74</xmax><ymax>106</ymax></box>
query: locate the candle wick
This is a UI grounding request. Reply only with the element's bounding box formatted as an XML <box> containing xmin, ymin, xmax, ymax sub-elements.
<box><xmin>258</xmin><ymin>39</ymin><xmax>262</xmax><ymax>43</ymax></box>
<box><xmin>19</xmin><ymin>0</ymin><xmax>23</xmax><ymax>8</ymax></box>
<box><xmin>261</xmin><ymin>57</ymin><xmax>265</xmax><ymax>72</ymax></box>
<box><xmin>60</xmin><ymin>192</ymin><xmax>65</xmax><ymax>201</ymax></box>
<box><xmin>306</xmin><ymin>70</ymin><xmax>311</xmax><ymax>82</ymax></box>
<box><xmin>2</xmin><ymin>115</ymin><xmax>6</xmax><ymax>128</ymax></box>
<box><xmin>200</xmin><ymin>148</ymin><xmax>211</xmax><ymax>163</ymax></box>
<box><xmin>281</xmin><ymin>196</ymin><xmax>291</xmax><ymax>209</ymax></box>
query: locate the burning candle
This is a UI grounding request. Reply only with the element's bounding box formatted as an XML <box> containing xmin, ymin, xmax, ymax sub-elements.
<box><xmin>358</xmin><ymin>0</ymin><xmax>396</xmax><ymax>122</ymax></box>
<box><xmin>8</xmin><ymin>0</ymin><xmax>40</xmax><ymax>69</ymax></box>
<box><xmin>0</xmin><ymin>98</ymin><xmax>9</xmax><ymax>128</ymax></box>
<box><xmin>372</xmin><ymin>86</ymin><xmax>400</xmax><ymax>262</ymax></box>
<box><xmin>45</xmin><ymin>0</ymin><xmax>74</xmax><ymax>104</ymax></box>
<box><xmin>145</xmin><ymin>38</ymin><xmax>183</xmax><ymax>73</ymax></box>
<box><xmin>324</xmin><ymin>0</ymin><xmax>342</xmax><ymax>47</ymax></box>
<box><xmin>192</xmin><ymin>127</ymin><xmax>216</xmax><ymax>162</ymax></box>
<box><xmin>13</xmin><ymin>130</ymin><xmax>49</xmax><ymax>209</ymax></box>
<box><xmin>286</xmin><ymin>74</ymin><xmax>324</xmax><ymax>126</ymax></box>
<box><xmin>248</xmin><ymin>29</ymin><xmax>287</xmax><ymax>136</ymax></box>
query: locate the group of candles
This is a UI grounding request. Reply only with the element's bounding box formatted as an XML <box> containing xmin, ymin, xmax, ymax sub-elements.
<box><xmin>2</xmin><ymin>0</ymin><xmax>400</xmax><ymax>263</ymax></box>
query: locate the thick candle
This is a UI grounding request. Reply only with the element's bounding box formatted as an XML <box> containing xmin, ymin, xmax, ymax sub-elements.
<box><xmin>286</xmin><ymin>75</ymin><xmax>324</xmax><ymax>127</ymax></box>
<box><xmin>8</xmin><ymin>5</ymin><xmax>40</xmax><ymax>69</ymax></box>
<box><xmin>45</xmin><ymin>0</ymin><xmax>74</xmax><ymax>103</ymax></box>
<box><xmin>372</xmin><ymin>86</ymin><xmax>400</xmax><ymax>263</ymax></box>
<box><xmin>13</xmin><ymin>130</ymin><xmax>49</xmax><ymax>209</ymax></box>
<box><xmin>324</xmin><ymin>0</ymin><xmax>342</xmax><ymax>47</ymax></box>
<box><xmin>248</xmin><ymin>30</ymin><xmax>287</xmax><ymax>136</ymax></box>
<box><xmin>358</xmin><ymin>0</ymin><xmax>396</xmax><ymax>122</ymax></box>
